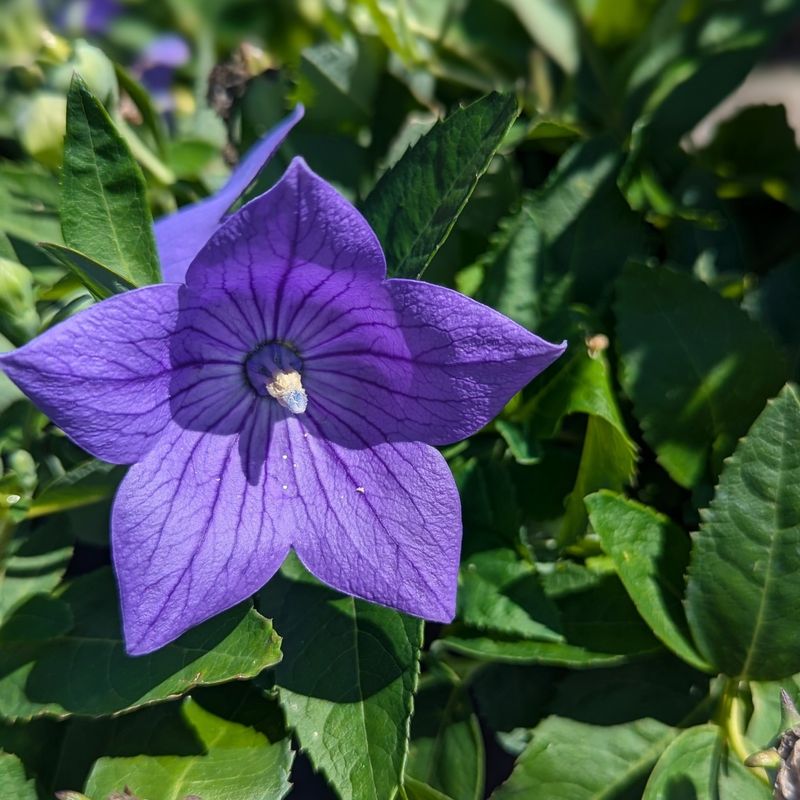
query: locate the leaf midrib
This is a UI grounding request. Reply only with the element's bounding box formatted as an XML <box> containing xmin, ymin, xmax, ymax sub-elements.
<box><xmin>76</xmin><ymin>89</ymin><xmax>131</xmax><ymax>280</ymax></box>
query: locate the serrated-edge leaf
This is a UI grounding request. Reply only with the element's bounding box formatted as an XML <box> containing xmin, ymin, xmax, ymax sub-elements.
<box><xmin>62</xmin><ymin>75</ymin><xmax>161</xmax><ymax>287</ymax></box>
<box><xmin>686</xmin><ymin>383</ymin><xmax>800</xmax><ymax>680</ymax></box>
<box><xmin>0</xmin><ymin>751</ymin><xmax>37</xmax><ymax>799</ymax></box>
<box><xmin>362</xmin><ymin>91</ymin><xmax>519</xmax><ymax>279</ymax></box>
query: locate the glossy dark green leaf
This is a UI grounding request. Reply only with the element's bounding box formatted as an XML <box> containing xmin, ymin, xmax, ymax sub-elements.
<box><xmin>62</xmin><ymin>75</ymin><xmax>161</xmax><ymax>289</ymax></box>
<box><xmin>615</xmin><ymin>263</ymin><xmax>787</xmax><ymax>488</ymax></box>
<box><xmin>84</xmin><ymin>696</ymin><xmax>293</xmax><ymax>800</ymax></box>
<box><xmin>258</xmin><ymin>556</ymin><xmax>422</xmax><ymax>800</ymax></box>
<box><xmin>457</xmin><ymin>548</ymin><xmax>563</xmax><ymax>642</ymax></box>
<box><xmin>37</xmin><ymin>244</ymin><xmax>136</xmax><ymax>301</ymax></box>
<box><xmin>491</xmin><ymin>716</ymin><xmax>677</xmax><ymax>800</ymax></box>
<box><xmin>686</xmin><ymin>384</ymin><xmax>800</xmax><ymax>680</ymax></box>
<box><xmin>642</xmin><ymin>724</ymin><xmax>768</xmax><ymax>799</ymax></box>
<box><xmin>0</xmin><ymin>751</ymin><xmax>36</xmax><ymax>799</ymax></box>
<box><xmin>0</xmin><ymin>568</ymin><xmax>281</xmax><ymax>720</ymax></box>
<box><xmin>362</xmin><ymin>92</ymin><xmax>518</xmax><ymax>279</ymax></box>
<box><xmin>586</xmin><ymin>491</ymin><xmax>709</xmax><ymax>671</ymax></box>
<box><xmin>406</xmin><ymin>663</ymin><xmax>484</xmax><ymax>800</ymax></box>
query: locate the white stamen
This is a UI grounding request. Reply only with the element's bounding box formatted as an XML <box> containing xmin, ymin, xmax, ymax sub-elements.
<box><xmin>266</xmin><ymin>369</ymin><xmax>308</xmax><ymax>414</ymax></box>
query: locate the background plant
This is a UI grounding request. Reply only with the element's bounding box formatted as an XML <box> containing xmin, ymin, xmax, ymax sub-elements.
<box><xmin>1</xmin><ymin>0</ymin><xmax>800</xmax><ymax>798</ymax></box>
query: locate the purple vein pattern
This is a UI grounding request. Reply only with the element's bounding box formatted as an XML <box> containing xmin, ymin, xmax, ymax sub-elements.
<box><xmin>0</xmin><ymin>157</ymin><xmax>566</xmax><ymax>655</ymax></box>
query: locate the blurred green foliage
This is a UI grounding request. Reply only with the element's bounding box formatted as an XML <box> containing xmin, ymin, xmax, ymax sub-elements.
<box><xmin>1</xmin><ymin>0</ymin><xmax>800</xmax><ymax>798</ymax></box>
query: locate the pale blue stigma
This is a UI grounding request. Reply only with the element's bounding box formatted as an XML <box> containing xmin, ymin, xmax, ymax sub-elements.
<box><xmin>265</xmin><ymin>368</ymin><xmax>308</xmax><ymax>415</ymax></box>
<box><xmin>284</xmin><ymin>389</ymin><xmax>308</xmax><ymax>414</ymax></box>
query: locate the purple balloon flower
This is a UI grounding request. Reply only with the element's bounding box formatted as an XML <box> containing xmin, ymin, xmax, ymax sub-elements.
<box><xmin>0</xmin><ymin>124</ymin><xmax>565</xmax><ymax>656</ymax></box>
<box><xmin>155</xmin><ymin>105</ymin><xmax>305</xmax><ymax>283</ymax></box>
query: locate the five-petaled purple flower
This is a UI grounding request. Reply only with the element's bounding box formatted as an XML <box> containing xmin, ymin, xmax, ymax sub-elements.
<box><xmin>0</xmin><ymin>109</ymin><xmax>565</xmax><ymax>655</ymax></box>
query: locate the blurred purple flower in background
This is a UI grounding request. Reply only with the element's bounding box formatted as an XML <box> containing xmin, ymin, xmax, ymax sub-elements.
<box><xmin>49</xmin><ymin>0</ymin><xmax>122</xmax><ymax>35</ymax></box>
<box><xmin>0</xmin><ymin>113</ymin><xmax>565</xmax><ymax>656</ymax></box>
<box><xmin>131</xmin><ymin>34</ymin><xmax>190</xmax><ymax>113</ymax></box>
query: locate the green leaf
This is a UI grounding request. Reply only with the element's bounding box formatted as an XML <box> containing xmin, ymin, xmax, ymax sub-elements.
<box><xmin>491</xmin><ymin>716</ymin><xmax>677</xmax><ymax>800</ymax></box>
<box><xmin>37</xmin><ymin>244</ymin><xmax>137</xmax><ymax>301</ymax></box>
<box><xmin>406</xmin><ymin>663</ymin><xmax>484</xmax><ymax>800</ymax></box>
<box><xmin>473</xmin><ymin>201</ymin><xmax>543</xmax><ymax>331</ymax></box>
<box><xmin>0</xmin><ymin>520</ymin><xmax>73</xmax><ymax>625</ymax></box>
<box><xmin>471</xmin><ymin>664</ymin><xmax>557</xmax><ymax>743</ymax></box>
<box><xmin>620</xmin><ymin>0</ymin><xmax>796</xmax><ymax>146</ymax></box>
<box><xmin>362</xmin><ymin>92</ymin><xmax>519</xmax><ymax>279</ymax></box>
<box><xmin>642</xmin><ymin>724</ymin><xmax>768</xmax><ymax>799</ymax></box>
<box><xmin>494</xmin><ymin>420</ymin><xmax>542</xmax><ymax>466</ymax></box>
<box><xmin>686</xmin><ymin>384</ymin><xmax>800</xmax><ymax>680</ymax></box>
<box><xmin>403</xmin><ymin>777</ymin><xmax>455</xmax><ymax>800</ymax></box>
<box><xmin>0</xmin><ymin>568</ymin><xmax>281</xmax><ymax>720</ymax></box>
<box><xmin>43</xmin><ymin>682</ymin><xmax>287</xmax><ymax>794</ymax></box>
<box><xmin>0</xmin><ymin>164</ymin><xmax>62</xmax><ymax>245</ymax></box>
<box><xmin>84</xmin><ymin>695</ymin><xmax>293</xmax><ymax>800</ymax></box>
<box><xmin>520</xmin><ymin>335</ymin><xmax>637</xmax><ymax>543</ymax></box>
<box><xmin>744</xmin><ymin>258</ymin><xmax>800</xmax><ymax>380</ymax></box>
<box><xmin>698</xmin><ymin>105</ymin><xmax>800</xmax><ymax>209</ymax></box>
<box><xmin>615</xmin><ymin>263</ymin><xmax>787</xmax><ymax>488</ymax></box>
<box><xmin>28</xmin><ymin>459</ymin><xmax>124</xmax><ymax>519</ymax></box>
<box><xmin>561</xmin><ymin>414</ymin><xmax>636</xmax><ymax>545</ymax></box>
<box><xmin>258</xmin><ymin>556</ymin><xmax>422</xmax><ymax>800</ymax></box>
<box><xmin>549</xmin><ymin>655</ymin><xmax>711</xmax><ymax>729</ymax></box>
<box><xmin>586</xmin><ymin>491</ymin><xmax>709</xmax><ymax>672</ymax></box>
<box><xmin>0</xmin><ymin>752</ymin><xmax>36</xmax><ymax>799</ymax></box>
<box><xmin>476</xmin><ymin>138</ymin><xmax>650</xmax><ymax>328</ymax></box>
<box><xmin>457</xmin><ymin>548</ymin><xmax>563</xmax><ymax>642</ymax></box>
<box><xmin>62</xmin><ymin>75</ymin><xmax>161</xmax><ymax>290</ymax></box>
<box><xmin>439</xmin><ymin>631</ymin><xmax>636</xmax><ymax>668</ymax></box>
<box><xmin>498</xmin><ymin>0</ymin><xmax>579</xmax><ymax>73</ymax></box>
<box><xmin>0</xmin><ymin>257</ymin><xmax>38</xmax><ymax>346</ymax></box>
<box><xmin>618</xmin><ymin>0</ymin><xmax>799</xmax><ymax>216</ymax></box>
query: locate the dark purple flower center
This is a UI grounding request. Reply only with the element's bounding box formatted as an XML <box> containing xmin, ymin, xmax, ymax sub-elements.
<box><xmin>245</xmin><ymin>341</ymin><xmax>307</xmax><ymax>414</ymax></box>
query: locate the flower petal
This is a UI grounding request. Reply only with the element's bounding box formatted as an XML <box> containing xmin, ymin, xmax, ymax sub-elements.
<box><xmin>113</xmin><ymin>418</ymin><xmax>291</xmax><ymax>655</ymax></box>
<box><xmin>0</xmin><ymin>285</ymin><xmax>180</xmax><ymax>463</ymax></box>
<box><xmin>186</xmin><ymin>157</ymin><xmax>386</xmax><ymax>291</ymax></box>
<box><xmin>154</xmin><ymin>105</ymin><xmax>304</xmax><ymax>283</ymax></box>
<box><xmin>307</xmin><ymin>279</ymin><xmax>567</xmax><ymax>446</ymax></box>
<box><xmin>280</xmin><ymin>412</ymin><xmax>461</xmax><ymax>622</ymax></box>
